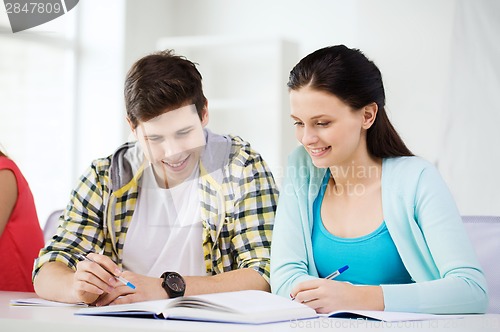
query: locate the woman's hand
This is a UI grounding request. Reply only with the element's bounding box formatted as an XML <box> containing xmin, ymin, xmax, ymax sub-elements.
<box><xmin>291</xmin><ymin>279</ymin><xmax>384</xmax><ymax>314</ymax></box>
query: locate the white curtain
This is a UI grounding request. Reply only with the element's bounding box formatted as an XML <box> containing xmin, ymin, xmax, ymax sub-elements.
<box><xmin>438</xmin><ymin>0</ymin><xmax>500</xmax><ymax>215</ymax></box>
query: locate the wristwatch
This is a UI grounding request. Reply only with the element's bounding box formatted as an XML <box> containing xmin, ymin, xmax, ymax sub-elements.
<box><xmin>161</xmin><ymin>271</ymin><xmax>186</xmax><ymax>298</ymax></box>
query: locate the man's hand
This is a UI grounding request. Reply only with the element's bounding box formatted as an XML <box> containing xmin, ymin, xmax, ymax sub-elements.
<box><xmin>72</xmin><ymin>253</ymin><xmax>124</xmax><ymax>304</ymax></box>
<box><xmin>93</xmin><ymin>272</ymin><xmax>166</xmax><ymax>306</ymax></box>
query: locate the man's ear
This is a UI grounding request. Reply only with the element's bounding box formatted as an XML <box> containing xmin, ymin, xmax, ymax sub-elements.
<box><xmin>362</xmin><ymin>103</ymin><xmax>378</xmax><ymax>130</ymax></box>
<box><xmin>201</xmin><ymin>100</ymin><xmax>209</xmax><ymax>127</ymax></box>
<box><xmin>126</xmin><ymin>117</ymin><xmax>138</xmax><ymax>139</ymax></box>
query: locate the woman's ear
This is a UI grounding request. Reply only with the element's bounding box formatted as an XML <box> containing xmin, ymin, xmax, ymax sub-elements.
<box><xmin>362</xmin><ymin>103</ymin><xmax>378</xmax><ymax>130</ymax></box>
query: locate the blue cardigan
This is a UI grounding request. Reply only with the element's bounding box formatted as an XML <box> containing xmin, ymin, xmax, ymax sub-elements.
<box><xmin>270</xmin><ymin>147</ymin><xmax>488</xmax><ymax>314</ymax></box>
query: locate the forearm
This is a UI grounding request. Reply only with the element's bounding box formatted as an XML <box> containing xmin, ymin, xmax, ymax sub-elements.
<box><xmin>33</xmin><ymin>262</ymin><xmax>81</xmax><ymax>303</ymax></box>
<box><xmin>354</xmin><ymin>285</ymin><xmax>384</xmax><ymax>310</ymax></box>
<box><xmin>184</xmin><ymin>268</ymin><xmax>269</xmax><ymax>296</ymax></box>
<box><xmin>381</xmin><ymin>276</ymin><xmax>488</xmax><ymax>314</ymax></box>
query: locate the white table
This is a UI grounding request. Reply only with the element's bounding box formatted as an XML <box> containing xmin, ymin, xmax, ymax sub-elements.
<box><xmin>1</xmin><ymin>291</ymin><xmax>499</xmax><ymax>332</ymax></box>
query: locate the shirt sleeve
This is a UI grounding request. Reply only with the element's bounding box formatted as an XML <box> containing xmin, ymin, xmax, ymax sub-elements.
<box><xmin>229</xmin><ymin>148</ymin><xmax>279</xmax><ymax>283</ymax></box>
<box><xmin>32</xmin><ymin>159</ymin><xmax>108</xmax><ymax>280</ymax></box>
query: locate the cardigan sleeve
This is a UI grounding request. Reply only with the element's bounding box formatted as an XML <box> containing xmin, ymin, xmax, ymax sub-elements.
<box><xmin>382</xmin><ymin>161</ymin><xmax>488</xmax><ymax>314</ymax></box>
<box><xmin>270</xmin><ymin>150</ymin><xmax>318</xmax><ymax>297</ymax></box>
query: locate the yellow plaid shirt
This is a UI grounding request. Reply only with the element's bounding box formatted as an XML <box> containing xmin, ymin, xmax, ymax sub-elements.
<box><xmin>34</xmin><ymin>133</ymin><xmax>278</xmax><ymax>283</ymax></box>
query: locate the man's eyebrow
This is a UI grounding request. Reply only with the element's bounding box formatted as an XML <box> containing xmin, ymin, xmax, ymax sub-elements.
<box><xmin>176</xmin><ymin>125</ymin><xmax>194</xmax><ymax>133</ymax></box>
<box><xmin>143</xmin><ymin>133</ymin><xmax>162</xmax><ymax>138</ymax></box>
<box><xmin>142</xmin><ymin>125</ymin><xmax>195</xmax><ymax>138</ymax></box>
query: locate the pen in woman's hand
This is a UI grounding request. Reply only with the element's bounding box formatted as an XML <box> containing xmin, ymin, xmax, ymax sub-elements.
<box><xmin>75</xmin><ymin>253</ymin><xmax>136</xmax><ymax>290</ymax></box>
<box><xmin>290</xmin><ymin>265</ymin><xmax>349</xmax><ymax>301</ymax></box>
<box><xmin>324</xmin><ymin>265</ymin><xmax>349</xmax><ymax>280</ymax></box>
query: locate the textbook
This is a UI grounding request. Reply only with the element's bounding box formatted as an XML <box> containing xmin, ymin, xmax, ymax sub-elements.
<box><xmin>75</xmin><ymin>290</ymin><xmax>317</xmax><ymax>324</ymax></box>
<box><xmin>75</xmin><ymin>290</ymin><xmax>455</xmax><ymax>324</ymax></box>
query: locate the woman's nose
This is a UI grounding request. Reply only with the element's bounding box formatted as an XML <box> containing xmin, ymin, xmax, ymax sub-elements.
<box><xmin>301</xmin><ymin>127</ymin><xmax>319</xmax><ymax>146</ymax></box>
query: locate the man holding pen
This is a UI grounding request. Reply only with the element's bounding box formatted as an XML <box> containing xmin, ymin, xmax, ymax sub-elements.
<box><xmin>33</xmin><ymin>50</ymin><xmax>278</xmax><ymax>306</ymax></box>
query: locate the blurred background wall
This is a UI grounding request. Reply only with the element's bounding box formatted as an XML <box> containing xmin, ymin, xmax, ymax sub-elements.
<box><xmin>1</xmin><ymin>0</ymin><xmax>499</xmax><ymax>228</ymax></box>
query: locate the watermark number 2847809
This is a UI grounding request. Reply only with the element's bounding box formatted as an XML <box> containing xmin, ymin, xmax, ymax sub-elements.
<box><xmin>3</xmin><ymin>0</ymin><xmax>79</xmax><ymax>33</ymax></box>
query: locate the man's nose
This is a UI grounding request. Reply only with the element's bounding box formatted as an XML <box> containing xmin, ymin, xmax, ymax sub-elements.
<box><xmin>161</xmin><ymin>140</ymin><xmax>183</xmax><ymax>159</ymax></box>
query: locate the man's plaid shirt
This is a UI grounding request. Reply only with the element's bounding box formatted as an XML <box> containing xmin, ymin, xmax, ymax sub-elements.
<box><xmin>34</xmin><ymin>131</ymin><xmax>278</xmax><ymax>283</ymax></box>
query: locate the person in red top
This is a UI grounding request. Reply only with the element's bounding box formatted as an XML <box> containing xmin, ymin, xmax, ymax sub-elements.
<box><xmin>0</xmin><ymin>149</ymin><xmax>45</xmax><ymax>292</ymax></box>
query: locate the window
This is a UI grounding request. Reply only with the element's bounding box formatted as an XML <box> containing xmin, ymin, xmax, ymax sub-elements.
<box><xmin>0</xmin><ymin>9</ymin><xmax>77</xmax><ymax>226</ymax></box>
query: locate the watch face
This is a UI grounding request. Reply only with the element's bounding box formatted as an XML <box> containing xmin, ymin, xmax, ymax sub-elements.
<box><xmin>166</xmin><ymin>273</ymin><xmax>185</xmax><ymax>292</ymax></box>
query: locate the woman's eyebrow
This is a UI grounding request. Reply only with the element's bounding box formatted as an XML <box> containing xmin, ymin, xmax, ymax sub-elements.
<box><xmin>290</xmin><ymin>114</ymin><xmax>330</xmax><ymax>120</ymax></box>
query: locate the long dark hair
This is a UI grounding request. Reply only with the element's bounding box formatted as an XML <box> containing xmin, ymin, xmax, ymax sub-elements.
<box><xmin>288</xmin><ymin>45</ymin><xmax>413</xmax><ymax>158</ymax></box>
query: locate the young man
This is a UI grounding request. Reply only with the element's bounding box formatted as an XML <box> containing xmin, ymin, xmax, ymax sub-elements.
<box><xmin>33</xmin><ymin>50</ymin><xmax>278</xmax><ymax>306</ymax></box>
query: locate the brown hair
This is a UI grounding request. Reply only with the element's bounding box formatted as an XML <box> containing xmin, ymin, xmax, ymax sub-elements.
<box><xmin>124</xmin><ymin>50</ymin><xmax>207</xmax><ymax>128</ymax></box>
<box><xmin>288</xmin><ymin>45</ymin><xmax>413</xmax><ymax>158</ymax></box>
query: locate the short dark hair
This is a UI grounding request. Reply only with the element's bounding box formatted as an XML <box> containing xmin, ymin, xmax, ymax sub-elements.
<box><xmin>124</xmin><ymin>50</ymin><xmax>207</xmax><ymax>128</ymax></box>
<box><xmin>288</xmin><ymin>45</ymin><xmax>413</xmax><ymax>158</ymax></box>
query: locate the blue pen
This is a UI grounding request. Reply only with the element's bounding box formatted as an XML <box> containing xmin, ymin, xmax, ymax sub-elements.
<box><xmin>324</xmin><ymin>264</ymin><xmax>349</xmax><ymax>280</ymax></box>
<box><xmin>290</xmin><ymin>265</ymin><xmax>349</xmax><ymax>301</ymax></box>
<box><xmin>76</xmin><ymin>253</ymin><xmax>136</xmax><ymax>290</ymax></box>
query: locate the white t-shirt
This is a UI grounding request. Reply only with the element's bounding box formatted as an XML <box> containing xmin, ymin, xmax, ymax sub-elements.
<box><xmin>122</xmin><ymin>164</ymin><xmax>206</xmax><ymax>277</ymax></box>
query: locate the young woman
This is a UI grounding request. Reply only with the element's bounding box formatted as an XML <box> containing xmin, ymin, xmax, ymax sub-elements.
<box><xmin>270</xmin><ymin>45</ymin><xmax>488</xmax><ymax>314</ymax></box>
<box><xmin>0</xmin><ymin>149</ymin><xmax>45</xmax><ymax>291</ymax></box>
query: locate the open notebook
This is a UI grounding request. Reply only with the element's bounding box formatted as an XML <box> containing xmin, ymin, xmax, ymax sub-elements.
<box><xmin>10</xmin><ymin>298</ymin><xmax>87</xmax><ymax>307</ymax></box>
<box><xmin>325</xmin><ymin>310</ymin><xmax>462</xmax><ymax>322</ymax></box>
<box><xmin>74</xmin><ymin>290</ymin><xmax>457</xmax><ymax>324</ymax></box>
<box><xmin>75</xmin><ymin>290</ymin><xmax>315</xmax><ymax>324</ymax></box>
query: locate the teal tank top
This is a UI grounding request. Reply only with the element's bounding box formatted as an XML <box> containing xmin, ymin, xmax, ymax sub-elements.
<box><xmin>312</xmin><ymin>171</ymin><xmax>413</xmax><ymax>285</ymax></box>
